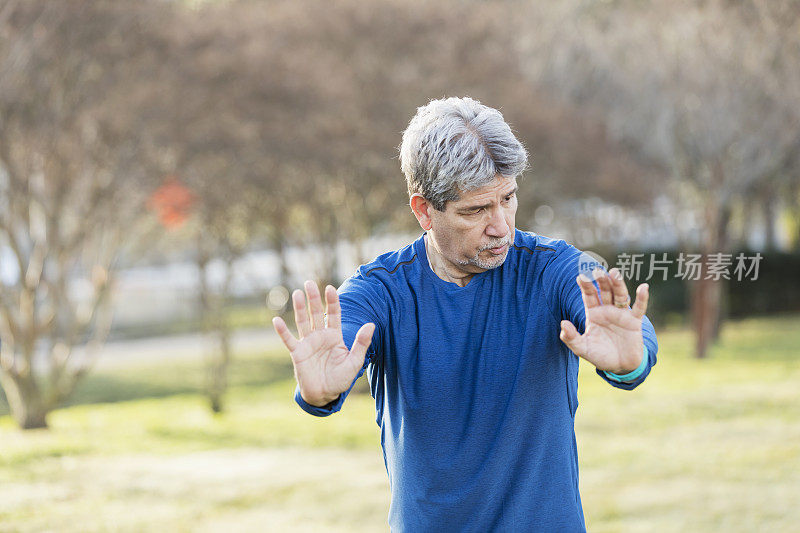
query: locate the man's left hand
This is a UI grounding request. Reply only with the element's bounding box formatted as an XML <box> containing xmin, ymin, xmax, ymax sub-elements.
<box><xmin>559</xmin><ymin>268</ymin><xmax>649</xmax><ymax>375</ymax></box>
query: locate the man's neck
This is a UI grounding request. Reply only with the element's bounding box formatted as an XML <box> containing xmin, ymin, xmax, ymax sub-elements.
<box><xmin>424</xmin><ymin>234</ymin><xmax>474</xmax><ymax>287</ymax></box>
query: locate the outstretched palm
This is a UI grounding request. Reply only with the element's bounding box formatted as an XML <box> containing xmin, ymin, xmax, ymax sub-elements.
<box><xmin>559</xmin><ymin>268</ymin><xmax>649</xmax><ymax>375</ymax></box>
<box><xmin>273</xmin><ymin>281</ymin><xmax>375</xmax><ymax>407</ymax></box>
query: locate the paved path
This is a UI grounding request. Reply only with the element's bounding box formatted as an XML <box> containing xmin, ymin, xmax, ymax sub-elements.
<box><xmin>87</xmin><ymin>327</ymin><xmax>281</xmax><ymax>369</ymax></box>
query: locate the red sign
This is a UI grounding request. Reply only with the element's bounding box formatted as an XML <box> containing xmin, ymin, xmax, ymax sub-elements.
<box><xmin>147</xmin><ymin>176</ymin><xmax>196</xmax><ymax>229</ymax></box>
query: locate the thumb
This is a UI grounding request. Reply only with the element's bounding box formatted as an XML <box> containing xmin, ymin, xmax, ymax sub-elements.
<box><xmin>348</xmin><ymin>322</ymin><xmax>376</xmax><ymax>365</ymax></box>
<box><xmin>560</xmin><ymin>320</ymin><xmax>587</xmax><ymax>357</ymax></box>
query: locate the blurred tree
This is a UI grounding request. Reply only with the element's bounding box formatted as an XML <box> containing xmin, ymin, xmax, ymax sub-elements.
<box><xmin>0</xmin><ymin>0</ymin><xmax>701</xmax><ymax>424</ymax></box>
<box><xmin>0</xmin><ymin>0</ymin><xmax>174</xmax><ymax>428</ymax></box>
<box><xmin>150</xmin><ymin>0</ymin><xmax>558</xmax><ymax>410</ymax></box>
<box><xmin>150</xmin><ymin>1</ymin><xmax>358</xmax><ymax>412</ymax></box>
<box><xmin>219</xmin><ymin>0</ymin><xmax>660</xmax><ymax>279</ymax></box>
<box><xmin>519</xmin><ymin>0</ymin><xmax>800</xmax><ymax>357</ymax></box>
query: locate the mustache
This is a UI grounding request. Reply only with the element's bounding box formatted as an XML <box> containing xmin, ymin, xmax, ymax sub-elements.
<box><xmin>477</xmin><ymin>237</ymin><xmax>512</xmax><ymax>252</ymax></box>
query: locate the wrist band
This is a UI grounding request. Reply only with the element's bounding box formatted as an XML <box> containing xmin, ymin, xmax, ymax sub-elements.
<box><xmin>604</xmin><ymin>346</ymin><xmax>649</xmax><ymax>383</ymax></box>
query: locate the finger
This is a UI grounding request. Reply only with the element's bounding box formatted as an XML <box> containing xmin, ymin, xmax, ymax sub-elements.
<box><xmin>348</xmin><ymin>322</ymin><xmax>376</xmax><ymax>365</ymax></box>
<box><xmin>631</xmin><ymin>283</ymin><xmax>649</xmax><ymax>319</ymax></box>
<box><xmin>305</xmin><ymin>280</ymin><xmax>325</xmax><ymax>331</ymax></box>
<box><xmin>560</xmin><ymin>320</ymin><xmax>588</xmax><ymax>357</ymax></box>
<box><xmin>608</xmin><ymin>268</ymin><xmax>631</xmax><ymax>308</ymax></box>
<box><xmin>272</xmin><ymin>316</ymin><xmax>298</xmax><ymax>352</ymax></box>
<box><xmin>594</xmin><ymin>268</ymin><xmax>614</xmax><ymax>306</ymax></box>
<box><xmin>292</xmin><ymin>289</ymin><xmax>311</xmax><ymax>338</ymax></box>
<box><xmin>325</xmin><ymin>285</ymin><xmax>341</xmax><ymax>329</ymax></box>
<box><xmin>577</xmin><ymin>274</ymin><xmax>601</xmax><ymax>309</ymax></box>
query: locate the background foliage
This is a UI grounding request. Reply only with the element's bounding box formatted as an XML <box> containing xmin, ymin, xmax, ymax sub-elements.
<box><xmin>0</xmin><ymin>0</ymin><xmax>798</xmax><ymax>529</ymax></box>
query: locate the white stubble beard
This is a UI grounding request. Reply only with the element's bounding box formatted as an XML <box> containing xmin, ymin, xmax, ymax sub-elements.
<box><xmin>459</xmin><ymin>235</ymin><xmax>513</xmax><ymax>270</ymax></box>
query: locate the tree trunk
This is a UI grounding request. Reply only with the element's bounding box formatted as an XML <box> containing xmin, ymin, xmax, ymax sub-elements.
<box><xmin>710</xmin><ymin>204</ymin><xmax>730</xmax><ymax>343</ymax></box>
<box><xmin>207</xmin><ymin>322</ymin><xmax>230</xmax><ymax>414</ymax></box>
<box><xmin>691</xmin><ymin>275</ymin><xmax>714</xmax><ymax>359</ymax></box>
<box><xmin>321</xmin><ymin>242</ymin><xmax>338</xmax><ymax>289</ymax></box>
<box><xmin>736</xmin><ymin>200</ymin><xmax>752</xmax><ymax>249</ymax></box>
<box><xmin>277</xmin><ymin>239</ymin><xmax>291</xmax><ymax>288</ymax></box>
<box><xmin>0</xmin><ymin>371</ymin><xmax>48</xmax><ymax>429</ymax></box>
<box><xmin>763</xmin><ymin>193</ymin><xmax>777</xmax><ymax>251</ymax></box>
<box><xmin>274</xmin><ymin>237</ymin><xmax>292</xmax><ymax>318</ymax></box>
<box><xmin>691</xmin><ymin>194</ymin><xmax>730</xmax><ymax>358</ymax></box>
<box><xmin>197</xmin><ymin>235</ymin><xmax>234</xmax><ymax>415</ymax></box>
<box><xmin>353</xmin><ymin>232</ymin><xmax>368</xmax><ymax>270</ymax></box>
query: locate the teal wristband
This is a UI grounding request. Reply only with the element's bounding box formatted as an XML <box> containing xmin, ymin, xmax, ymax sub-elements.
<box><xmin>604</xmin><ymin>346</ymin><xmax>649</xmax><ymax>383</ymax></box>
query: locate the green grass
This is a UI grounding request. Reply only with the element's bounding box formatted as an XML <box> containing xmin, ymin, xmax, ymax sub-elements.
<box><xmin>574</xmin><ymin>313</ymin><xmax>800</xmax><ymax>532</ymax></box>
<box><xmin>0</xmin><ymin>314</ymin><xmax>798</xmax><ymax>532</ymax></box>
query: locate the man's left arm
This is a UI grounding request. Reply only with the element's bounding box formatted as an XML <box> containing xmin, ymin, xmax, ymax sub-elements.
<box><xmin>545</xmin><ymin>242</ymin><xmax>658</xmax><ymax>390</ymax></box>
<box><xmin>597</xmin><ymin>314</ymin><xmax>658</xmax><ymax>390</ymax></box>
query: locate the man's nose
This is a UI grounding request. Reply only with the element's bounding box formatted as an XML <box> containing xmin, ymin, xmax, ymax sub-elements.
<box><xmin>485</xmin><ymin>208</ymin><xmax>509</xmax><ymax>238</ymax></box>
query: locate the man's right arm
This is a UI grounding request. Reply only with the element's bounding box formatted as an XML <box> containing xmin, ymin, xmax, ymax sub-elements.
<box><xmin>298</xmin><ymin>273</ymin><xmax>387</xmax><ymax>416</ymax></box>
<box><xmin>273</xmin><ymin>276</ymin><xmax>385</xmax><ymax>417</ymax></box>
<box><xmin>272</xmin><ymin>280</ymin><xmax>379</xmax><ymax>417</ymax></box>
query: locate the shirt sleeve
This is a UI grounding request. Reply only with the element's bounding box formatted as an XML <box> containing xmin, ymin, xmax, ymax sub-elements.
<box><xmin>293</xmin><ymin>270</ymin><xmax>387</xmax><ymax>417</ymax></box>
<box><xmin>542</xmin><ymin>240</ymin><xmax>658</xmax><ymax>391</ymax></box>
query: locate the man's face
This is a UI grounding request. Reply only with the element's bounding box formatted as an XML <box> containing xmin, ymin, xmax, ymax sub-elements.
<box><xmin>428</xmin><ymin>175</ymin><xmax>518</xmax><ymax>275</ymax></box>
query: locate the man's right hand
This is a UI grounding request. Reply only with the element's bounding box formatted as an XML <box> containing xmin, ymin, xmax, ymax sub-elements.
<box><xmin>272</xmin><ymin>280</ymin><xmax>375</xmax><ymax>407</ymax></box>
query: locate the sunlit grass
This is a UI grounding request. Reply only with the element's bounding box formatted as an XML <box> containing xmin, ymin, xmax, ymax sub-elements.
<box><xmin>0</xmin><ymin>314</ymin><xmax>798</xmax><ymax>532</ymax></box>
<box><xmin>576</xmin><ymin>314</ymin><xmax>800</xmax><ymax>532</ymax></box>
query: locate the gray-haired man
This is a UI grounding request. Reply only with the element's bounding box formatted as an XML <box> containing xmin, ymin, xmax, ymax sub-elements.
<box><xmin>273</xmin><ymin>97</ymin><xmax>658</xmax><ymax>531</ymax></box>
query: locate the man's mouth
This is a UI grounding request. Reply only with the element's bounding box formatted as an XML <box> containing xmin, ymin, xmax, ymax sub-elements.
<box><xmin>487</xmin><ymin>243</ymin><xmax>508</xmax><ymax>255</ymax></box>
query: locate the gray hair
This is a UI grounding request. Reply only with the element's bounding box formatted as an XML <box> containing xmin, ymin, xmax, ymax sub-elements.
<box><xmin>399</xmin><ymin>97</ymin><xmax>528</xmax><ymax>211</ymax></box>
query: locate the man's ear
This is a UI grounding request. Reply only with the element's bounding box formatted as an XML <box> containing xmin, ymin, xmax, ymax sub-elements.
<box><xmin>410</xmin><ymin>193</ymin><xmax>434</xmax><ymax>231</ymax></box>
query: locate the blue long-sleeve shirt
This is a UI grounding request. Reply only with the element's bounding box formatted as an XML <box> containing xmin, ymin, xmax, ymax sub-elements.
<box><xmin>295</xmin><ymin>230</ymin><xmax>658</xmax><ymax>532</ymax></box>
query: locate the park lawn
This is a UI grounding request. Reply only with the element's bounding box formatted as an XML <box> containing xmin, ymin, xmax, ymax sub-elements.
<box><xmin>0</xmin><ymin>314</ymin><xmax>798</xmax><ymax>532</ymax></box>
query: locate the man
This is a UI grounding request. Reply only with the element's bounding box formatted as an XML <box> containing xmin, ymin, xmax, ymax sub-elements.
<box><xmin>272</xmin><ymin>97</ymin><xmax>658</xmax><ymax>531</ymax></box>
